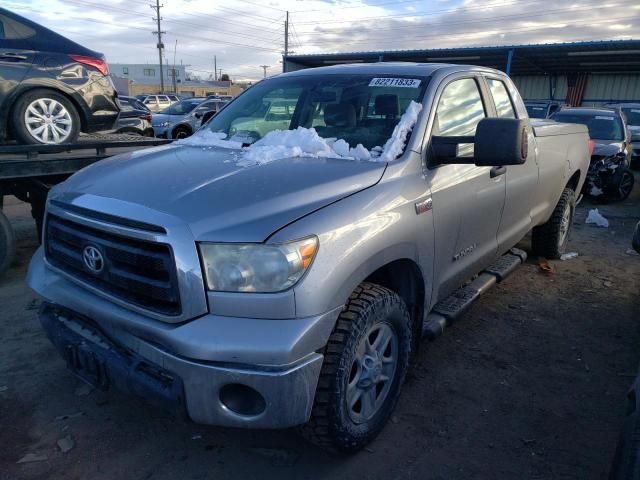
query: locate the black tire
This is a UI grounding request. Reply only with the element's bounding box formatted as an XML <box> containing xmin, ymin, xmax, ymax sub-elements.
<box><xmin>633</xmin><ymin>222</ymin><xmax>640</xmax><ymax>254</ymax></box>
<box><xmin>0</xmin><ymin>209</ymin><xmax>16</xmax><ymax>275</ymax></box>
<box><xmin>301</xmin><ymin>282</ymin><xmax>412</xmax><ymax>453</ymax></box>
<box><xmin>173</xmin><ymin>126</ymin><xmax>192</xmax><ymax>139</ymax></box>
<box><xmin>615</xmin><ymin>168</ymin><xmax>635</xmax><ymax>201</ymax></box>
<box><xmin>11</xmin><ymin>89</ymin><xmax>80</xmax><ymax>145</ymax></box>
<box><xmin>532</xmin><ymin>187</ymin><xmax>575</xmax><ymax>259</ymax></box>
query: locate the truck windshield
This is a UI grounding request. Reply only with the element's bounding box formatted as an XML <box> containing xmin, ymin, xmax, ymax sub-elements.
<box><xmin>621</xmin><ymin>108</ymin><xmax>640</xmax><ymax>126</ymax></box>
<box><xmin>526</xmin><ymin>105</ymin><xmax>548</xmax><ymax>118</ymax></box>
<box><xmin>552</xmin><ymin>113</ymin><xmax>624</xmax><ymax>141</ymax></box>
<box><xmin>203</xmin><ymin>74</ymin><xmax>429</xmax><ymax>150</ymax></box>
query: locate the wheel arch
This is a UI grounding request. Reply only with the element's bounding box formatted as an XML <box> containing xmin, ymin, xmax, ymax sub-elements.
<box><xmin>363</xmin><ymin>258</ymin><xmax>426</xmax><ymax>351</ymax></box>
<box><xmin>565</xmin><ymin>169</ymin><xmax>582</xmax><ymax>192</ymax></box>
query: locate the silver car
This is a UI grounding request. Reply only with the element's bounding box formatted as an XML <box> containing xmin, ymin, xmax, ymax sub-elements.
<box><xmin>606</xmin><ymin>102</ymin><xmax>640</xmax><ymax>169</ymax></box>
<box><xmin>152</xmin><ymin>98</ymin><xmax>226</xmax><ymax>139</ymax></box>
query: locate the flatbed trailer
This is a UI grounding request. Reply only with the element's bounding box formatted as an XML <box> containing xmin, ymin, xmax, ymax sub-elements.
<box><xmin>0</xmin><ymin>138</ymin><xmax>171</xmax><ymax>275</ymax></box>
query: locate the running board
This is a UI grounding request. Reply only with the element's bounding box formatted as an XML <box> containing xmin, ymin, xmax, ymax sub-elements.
<box><xmin>422</xmin><ymin>248</ymin><xmax>527</xmax><ymax>340</ymax></box>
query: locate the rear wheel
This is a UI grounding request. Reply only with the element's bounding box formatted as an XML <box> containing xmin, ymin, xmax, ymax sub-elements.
<box><xmin>11</xmin><ymin>89</ymin><xmax>80</xmax><ymax>145</ymax></box>
<box><xmin>301</xmin><ymin>282</ymin><xmax>412</xmax><ymax>453</ymax></box>
<box><xmin>532</xmin><ymin>188</ymin><xmax>575</xmax><ymax>259</ymax></box>
<box><xmin>173</xmin><ymin>126</ymin><xmax>191</xmax><ymax>139</ymax></box>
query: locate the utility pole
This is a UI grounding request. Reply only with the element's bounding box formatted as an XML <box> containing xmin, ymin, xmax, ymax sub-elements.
<box><xmin>151</xmin><ymin>0</ymin><xmax>165</xmax><ymax>93</ymax></box>
<box><xmin>172</xmin><ymin>39</ymin><xmax>178</xmax><ymax>93</ymax></box>
<box><xmin>260</xmin><ymin>65</ymin><xmax>270</xmax><ymax>78</ymax></box>
<box><xmin>214</xmin><ymin>56</ymin><xmax>217</xmax><ymax>81</ymax></box>
<box><xmin>283</xmin><ymin>10</ymin><xmax>289</xmax><ymax>73</ymax></box>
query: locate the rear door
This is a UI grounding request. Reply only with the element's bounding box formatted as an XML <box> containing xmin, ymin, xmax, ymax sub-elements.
<box><xmin>0</xmin><ymin>12</ymin><xmax>38</xmax><ymax>104</ymax></box>
<box><xmin>427</xmin><ymin>75</ymin><xmax>506</xmax><ymax>299</ymax></box>
<box><xmin>483</xmin><ymin>75</ymin><xmax>539</xmax><ymax>253</ymax></box>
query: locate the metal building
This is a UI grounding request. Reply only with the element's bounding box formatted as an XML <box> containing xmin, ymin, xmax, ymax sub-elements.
<box><xmin>285</xmin><ymin>40</ymin><xmax>640</xmax><ymax>106</ymax></box>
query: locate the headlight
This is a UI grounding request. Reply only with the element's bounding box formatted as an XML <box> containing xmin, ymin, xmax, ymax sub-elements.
<box><xmin>198</xmin><ymin>237</ymin><xmax>318</xmax><ymax>292</ymax></box>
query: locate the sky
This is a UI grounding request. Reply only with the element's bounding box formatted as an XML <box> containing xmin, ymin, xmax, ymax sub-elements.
<box><xmin>6</xmin><ymin>0</ymin><xmax>640</xmax><ymax>82</ymax></box>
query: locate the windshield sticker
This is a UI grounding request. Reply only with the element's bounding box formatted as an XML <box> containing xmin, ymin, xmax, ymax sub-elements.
<box><xmin>631</xmin><ymin>109</ymin><xmax>640</xmax><ymax>113</ymax></box>
<box><xmin>369</xmin><ymin>78</ymin><xmax>421</xmax><ymax>88</ymax></box>
<box><xmin>595</xmin><ymin>116</ymin><xmax>615</xmax><ymax>120</ymax></box>
<box><xmin>532</xmin><ymin>107</ymin><xmax>544</xmax><ymax>110</ymax></box>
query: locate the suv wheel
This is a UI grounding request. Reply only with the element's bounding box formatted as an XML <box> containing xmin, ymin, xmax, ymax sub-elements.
<box><xmin>532</xmin><ymin>187</ymin><xmax>575</xmax><ymax>259</ymax></box>
<box><xmin>173</xmin><ymin>126</ymin><xmax>192</xmax><ymax>139</ymax></box>
<box><xmin>12</xmin><ymin>89</ymin><xmax>80</xmax><ymax>145</ymax></box>
<box><xmin>0</xmin><ymin>209</ymin><xmax>16</xmax><ymax>275</ymax></box>
<box><xmin>301</xmin><ymin>282</ymin><xmax>412</xmax><ymax>453</ymax></box>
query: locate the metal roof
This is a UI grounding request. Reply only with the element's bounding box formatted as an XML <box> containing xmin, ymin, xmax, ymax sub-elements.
<box><xmin>286</xmin><ymin>40</ymin><xmax>640</xmax><ymax>76</ymax></box>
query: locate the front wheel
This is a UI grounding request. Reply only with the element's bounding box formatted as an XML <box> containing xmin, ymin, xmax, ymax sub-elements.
<box><xmin>301</xmin><ymin>282</ymin><xmax>412</xmax><ymax>453</ymax></box>
<box><xmin>532</xmin><ymin>187</ymin><xmax>575</xmax><ymax>259</ymax></box>
<box><xmin>11</xmin><ymin>89</ymin><xmax>80</xmax><ymax>145</ymax></box>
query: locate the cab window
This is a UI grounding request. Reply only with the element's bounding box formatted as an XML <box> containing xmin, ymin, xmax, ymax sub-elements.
<box><xmin>433</xmin><ymin>78</ymin><xmax>486</xmax><ymax>157</ymax></box>
<box><xmin>486</xmin><ymin>79</ymin><xmax>516</xmax><ymax>119</ymax></box>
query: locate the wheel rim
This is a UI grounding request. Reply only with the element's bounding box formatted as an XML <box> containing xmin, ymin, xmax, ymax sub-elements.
<box><xmin>175</xmin><ymin>129</ymin><xmax>189</xmax><ymax>139</ymax></box>
<box><xmin>24</xmin><ymin>98</ymin><xmax>72</xmax><ymax>144</ymax></box>
<box><xmin>619</xmin><ymin>172</ymin><xmax>633</xmax><ymax>199</ymax></box>
<box><xmin>558</xmin><ymin>201</ymin><xmax>572</xmax><ymax>249</ymax></box>
<box><xmin>346</xmin><ymin>322</ymin><xmax>398</xmax><ymax>424</ymax></box>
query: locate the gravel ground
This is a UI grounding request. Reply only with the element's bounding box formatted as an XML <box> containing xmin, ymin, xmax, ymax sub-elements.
<box><xmin>1</xmin><ymin>181</ymin><xmax>639</xmax><ymax>480</ymax></box>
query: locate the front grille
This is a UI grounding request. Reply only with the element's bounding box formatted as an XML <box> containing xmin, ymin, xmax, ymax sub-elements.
<box><xmin>45</xmin><ymin>214</ymin><xmax>181</xmax><ymax>315</ymax></box>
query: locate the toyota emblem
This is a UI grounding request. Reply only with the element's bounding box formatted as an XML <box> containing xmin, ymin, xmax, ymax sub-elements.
<box><xmin>82</xmin><ymin>245</ymin><xmax>104</xmax><ymax>274</ymax></box>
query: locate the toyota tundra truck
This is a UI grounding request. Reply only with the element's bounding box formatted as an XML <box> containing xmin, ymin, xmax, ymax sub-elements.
<box><xmin>27</xmin><ymin>63</ymin><xmax>590</xmax><ymax>453</ymax></box>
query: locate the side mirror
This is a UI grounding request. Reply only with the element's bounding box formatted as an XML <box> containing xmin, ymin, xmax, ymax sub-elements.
<box><xmin>431</xmin><ymin>118</ymin><xmax>528</xmax><ymax>167</ymax></box>
<box><xmin>474</xmin><ymin>118</ymin><xmax>528</xmax><ymax>166</ymax></box>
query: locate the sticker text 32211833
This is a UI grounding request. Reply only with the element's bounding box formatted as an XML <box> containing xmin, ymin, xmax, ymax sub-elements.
<box><xmin>368</xmin><ymin>78</ymin><xmax>422</xmax><ymax>88</ymax></box>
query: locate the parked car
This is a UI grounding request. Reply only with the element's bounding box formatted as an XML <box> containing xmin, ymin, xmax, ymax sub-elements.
<box><xmin>0</xmin><ymin>7</ymin><xmax>119</xmax><ymax>145</ymax></box>
<box><xmin>152</xmin><ymin>98</ymin><xmax>226</xmax><ymax>139</ymax></box>
<box><xmin>28</xmin><ymin>63</ymin><xmax>590</xmax><ymax>453</ymax></box>
<box><xmin>524</xmin><ymin>100</ymin><xmax>563</xmax><ymax>119</ymax></box>
<box><xmin>551</xmin><ymin>107</ymin><xmax>634</xmax><ymax>201</ymax></box>
<box><xmin>606</xmin><ymin>102</ymin><xmax>640</xmax><ymax>170</ymax></box>
<box><xmin>114</xmin><ymin>96</ymin><xmax>154</xmax><ymax>137</ymax></box>
<box><xmin>138</xmin><ymin>94</ymin><xmax>179</xmax><ymax>113</ymax></box>
<box><xmin>229</xmin><ymin>98</ymin><xmax>297</xmax><ymax>139</ymax></box>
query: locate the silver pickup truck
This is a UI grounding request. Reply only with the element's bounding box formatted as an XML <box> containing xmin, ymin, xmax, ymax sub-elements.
<box><xmin>27</xmin><ymin>63</ymin><xmax>590</xmax><ymax>453</ymax></box>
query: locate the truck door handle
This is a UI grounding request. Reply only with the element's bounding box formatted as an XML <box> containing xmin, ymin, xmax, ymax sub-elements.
<box><xmin>490</xmin><ymin>166</ymin><xmax>506</xmax><ymax>178</ymax></box>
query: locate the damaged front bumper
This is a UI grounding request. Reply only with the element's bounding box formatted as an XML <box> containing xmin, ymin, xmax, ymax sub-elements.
<box><xmin>29</xmin><ymin>248</ymin><xmax>335</xmax><ymax>429</ymax></box>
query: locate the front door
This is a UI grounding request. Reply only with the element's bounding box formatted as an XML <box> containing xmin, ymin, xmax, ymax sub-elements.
<box><xmin>427</xmin><ymin>76</ymin><xmax>507</xmax><ymax>300</ymax></box>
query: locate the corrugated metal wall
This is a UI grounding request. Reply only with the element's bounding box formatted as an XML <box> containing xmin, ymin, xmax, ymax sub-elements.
<box><xmin>512</xmin><ymin>74</ymin><xmax>640</xmax><ymax>105</ymax></box>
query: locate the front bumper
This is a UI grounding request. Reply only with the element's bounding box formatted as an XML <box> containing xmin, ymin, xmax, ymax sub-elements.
<box><xmin>28</xmin><ymin>248</ymin><xmax>338</xmax><ymax>428</ymax></box>
<box><xmin>39</xmin><ymin>303</ymin><xmax>323</xmax><ymax>428</ymax></box>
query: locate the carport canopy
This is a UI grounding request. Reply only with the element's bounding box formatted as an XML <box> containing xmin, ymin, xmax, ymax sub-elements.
<box><xmin>285</xmin><ymin>40</ymin><xmax>640</xmax><ymax>76</ymax></box>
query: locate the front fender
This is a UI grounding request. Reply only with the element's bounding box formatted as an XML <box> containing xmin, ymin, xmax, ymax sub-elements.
<box><xmin>270</xmin><ymin>160</ymin><xmax>434</xmax><ymax>319</ymax></box>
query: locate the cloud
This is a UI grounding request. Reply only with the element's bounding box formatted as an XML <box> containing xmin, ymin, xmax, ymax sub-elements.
<box><xmin>7</xmin><ymin>0</ymin><xmax>639</xmax><ymax>81</ymax></box>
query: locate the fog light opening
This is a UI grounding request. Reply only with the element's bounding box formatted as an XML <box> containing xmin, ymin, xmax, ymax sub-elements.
<box><xmin>219</xmin><ymin>383</ymin><xmax>266</xmax><ymax>417</ymax></box>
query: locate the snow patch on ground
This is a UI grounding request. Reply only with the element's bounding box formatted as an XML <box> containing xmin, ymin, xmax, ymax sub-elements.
<box><xmin>176</xmin><ymin>100</ymin><xmax>423</xmax><ymax>166</ymax></box>
<box><xmin>585</xmin><ymin>208</ymin><xmax>609</xmax><ymax>227</ymax></box>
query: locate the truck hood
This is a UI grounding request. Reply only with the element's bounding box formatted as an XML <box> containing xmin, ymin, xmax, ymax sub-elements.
<box><xmin>592</xmin><ymin>141</ymin><xmax>624</xmax><ymax>157</ymax></box>
<box><xmin>52</xmin><ymin>144</ymin><xmax>386</xmax><ymax>242</ymax></box>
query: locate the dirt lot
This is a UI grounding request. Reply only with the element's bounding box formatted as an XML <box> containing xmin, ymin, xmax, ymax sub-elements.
<box><xmin>1</xmin><ymin>184</ymin><xmax>639</xmax><ymax>480</ymax></box>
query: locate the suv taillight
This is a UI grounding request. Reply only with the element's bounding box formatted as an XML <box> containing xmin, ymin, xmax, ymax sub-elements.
<box><xmin>140</xmin><ymin>114</ymin><xmax>152</xmax><ymax>121</ymax></box>
<box><xmin>69</xmin><ymin>54</ymin><xmax>109</xmax><ymax>76</ymax></box>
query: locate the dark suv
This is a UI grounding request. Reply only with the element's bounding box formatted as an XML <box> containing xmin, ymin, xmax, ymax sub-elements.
<box><xmin>0</xmin><ymin>8</ymin><xmax>119</xmax><ymax>145</ymax></box>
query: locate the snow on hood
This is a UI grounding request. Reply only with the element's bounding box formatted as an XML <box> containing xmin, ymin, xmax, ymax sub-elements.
<box><xmin>175</xmin><ymin>100</ymin><xmax>423</xmax><ymax>166</ymax></box>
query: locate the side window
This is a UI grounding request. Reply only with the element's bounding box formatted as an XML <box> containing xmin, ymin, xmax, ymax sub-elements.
<box><xmin>434</xmin><ymin>78</ymin><xmax>486</xmax><ymax>157</ymax></box>
<box><xmin>0</xmin><ymin>14</ymin><xmax>36</xmax><ymax>40</ymax></box>
<box><xmin>143</xmin><ymin>97</ymin><xmax>155</xmax><ymax>106</ymax></box>
<box><xmin>159</xmin><ymin>96</ymin><xmax>170</xmax><ymax>103</ymax></box>
<box><xmin>486</xmin><ymin>79</ymin><xmax>516</xmax><ymax>119</ymax></box>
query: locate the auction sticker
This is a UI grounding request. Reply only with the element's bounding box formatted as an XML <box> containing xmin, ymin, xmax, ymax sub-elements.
<box><xmin>595</xmin><ymin>116</ymin><xmax>615</xmax><ymax>120</ymax></box>
<box><xmin>369</xmin><ymin>78</ymin><xmax>421</xmax><ymax>88</ymax></box>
